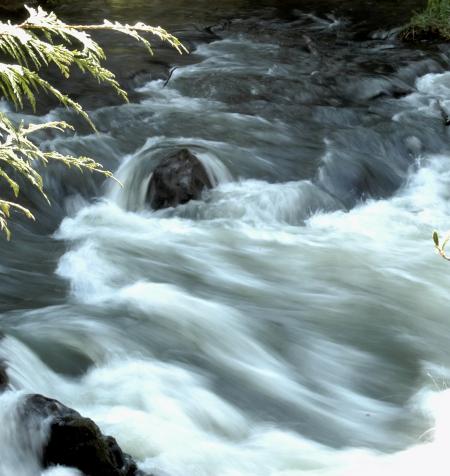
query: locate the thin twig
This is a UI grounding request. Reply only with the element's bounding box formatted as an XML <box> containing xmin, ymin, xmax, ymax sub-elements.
<box><xmin>163</xmin><ymin>67</ymin><xmax>178</xmax><ymax>88</ymax></box>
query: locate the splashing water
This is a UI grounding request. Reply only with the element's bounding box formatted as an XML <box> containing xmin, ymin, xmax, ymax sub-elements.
<box><xmin>2</xmin><ymin>3</ymin><xmax>450</xmax><ymax>475</ymax></box>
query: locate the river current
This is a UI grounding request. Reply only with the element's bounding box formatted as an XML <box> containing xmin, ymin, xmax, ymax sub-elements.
<box><xmin>1</xmin><ymin>1</ymin><xmax>450</xmax><ymax>475</ymax></box>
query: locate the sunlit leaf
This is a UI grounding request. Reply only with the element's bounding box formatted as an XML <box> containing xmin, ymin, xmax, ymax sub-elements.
<box><xmin>0</xmin><ymin>6</ymin><xmax>184</xmax><ymax>238</ymax></box>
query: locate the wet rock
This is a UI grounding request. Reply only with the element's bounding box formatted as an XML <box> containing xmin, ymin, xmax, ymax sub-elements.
<box><xmin>0</xmin><ymin>361</ymin><xmax>8</xmax><ymax>392</ymax></box>
<box><xmin>22</xmin><ymin>394</ymin><xmax>147</xmax><ymax>476</ymax></box>
<box><xmin>147</xmin><ymin>148</ymin><xmax>212</xmax><ymax>210</ymax></box>
<box><xmin>0</xmin><ymin>332</ymin><xmax>7</xmax><ymax>392</ymax></box>
<box><xmin>437</xmin><ymin>100</ymin><xmax>450</xmax><ymax>126</ymax></box>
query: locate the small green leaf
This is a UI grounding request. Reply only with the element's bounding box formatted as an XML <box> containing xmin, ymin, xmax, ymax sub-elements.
<box><xmin>433</xmin><ymin>231</ymin><xmax>440</xmax><ymax>247</ymax></box>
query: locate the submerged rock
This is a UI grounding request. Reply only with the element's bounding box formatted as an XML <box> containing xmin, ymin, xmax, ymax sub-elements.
<box><xmin>147</xmin><ymin>148</ymin><xmax>212</xmax><ymax>210</ymax></box>
<box><xmin>22</xmin><ymin>394</ymin><xmax>147</xmax><ymax>476</ymax></box>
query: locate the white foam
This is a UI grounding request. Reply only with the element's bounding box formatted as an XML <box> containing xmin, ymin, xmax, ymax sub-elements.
<box><xmin>50</xmin><ymin>146</ymin><xmax>450</xmax><ymax>474</ymax></box>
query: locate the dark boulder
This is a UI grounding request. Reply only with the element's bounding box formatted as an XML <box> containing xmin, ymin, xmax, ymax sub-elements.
<box><xmin>22</xmin><ymin>394</ymin><xmax>147</xmax><ymax>476</ymax></box>
<box><xmin>0</xmin><ymin>361</ymin><xmax>8</xmax><ymax>392</ymax></box>
<box><xmin>147</xmin><ymin>148</ymin><xmax>212</xmax><ymax>210</ymax></box>
<box><xmin>0</xmin><ymin>331</ymin><xmax>7</xmax><ymax>393</ymax></box>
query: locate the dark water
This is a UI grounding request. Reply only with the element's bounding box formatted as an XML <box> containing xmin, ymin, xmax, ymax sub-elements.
<box><xmin>2</xmin><ymin>1</ymin><xmax>450</xmax><ymax>475</ymax></box>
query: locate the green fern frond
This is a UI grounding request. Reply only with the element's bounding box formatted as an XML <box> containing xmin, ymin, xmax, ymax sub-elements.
<box><xmin>0</xmin><ymin>6</ymin><xmax>188</xmax><ymax>121</ymax></box>
<box><xmin>0</xmin><ymin>198</ymin><xmax>35</xmax><ymax>240</ymax></box>
<box><xmin>0</xmin><ymin>113</ymin><xmax>119</xmax><ymax>238</ymax></box>
<box><xmin>0</xmin><ymin>6</ymin><xmax>186</xmax><ymax>238</ymax></box>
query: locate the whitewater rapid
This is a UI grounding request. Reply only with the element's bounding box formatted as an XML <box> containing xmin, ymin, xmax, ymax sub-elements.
<box><xmin>4</xmin><ymin>148</ymin><xmax>450</xmax><ymax>475</ymax></box>
<box><xmin>2</xmin><ymin>8</ymin><xmax>450</xmax><ymax>476</ymax></box>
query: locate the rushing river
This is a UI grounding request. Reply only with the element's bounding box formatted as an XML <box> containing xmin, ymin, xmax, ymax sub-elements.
<box><xmin>2</xmin><ymin>1</ymin><xmax>450</xmax><ymax>475</ymax></box>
